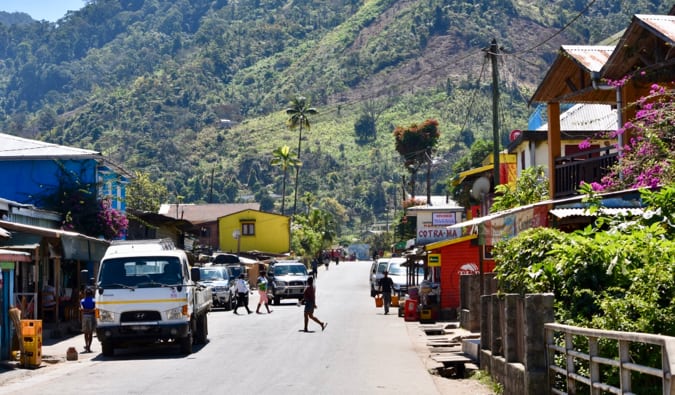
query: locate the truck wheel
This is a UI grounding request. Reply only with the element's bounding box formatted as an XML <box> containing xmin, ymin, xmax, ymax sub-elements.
<box><xmin>179</xmin><ymin>332</ymin><xmax>193</xmax><ymax>355</ymax></box>
<box><xmin>195</xmin><ymin>314</ymin><xmax>208</xmax><ymax>345</ymax></box>
<box><xmin>274</xmin><ymin>295</ymin><xmax>281</xmax><ymax>305</ymax></box>
<box><xmin>101</xmin><ymin>341</ymin><xmax>114</xmax><ymax>357</ymax></box>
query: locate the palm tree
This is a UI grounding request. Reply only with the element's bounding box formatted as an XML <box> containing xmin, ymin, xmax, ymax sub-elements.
<box><xmin>301</xmin><ymin>191</ymin><xmax>317</xmax><ymax>216</ymax></box>
<box><xmin>285</xmin><ymin>96</ymin><xmax>317</xmax><ymax>216</ymax></box>
<box><xmin>271</xmin><ymin>145</ymin><xmax>301</xmax><ymax>216</ymax></box>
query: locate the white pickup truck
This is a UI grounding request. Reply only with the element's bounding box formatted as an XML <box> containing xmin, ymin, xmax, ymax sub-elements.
<box><xmin>94</xmin><ymin>239</ymin><xmax>212</xmax><ymax>356</ymax></box>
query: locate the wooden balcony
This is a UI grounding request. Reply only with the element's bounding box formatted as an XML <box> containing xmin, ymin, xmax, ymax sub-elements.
<box><xmin>554</xmin><ymin>147</ymin><xmax>618</xmax><ymax>198</ymax></box>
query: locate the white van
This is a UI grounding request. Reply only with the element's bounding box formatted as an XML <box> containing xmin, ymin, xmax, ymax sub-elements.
<box><xmin>95</xmin><ymin>239</ymin><xmax>212</xmax><ymax>356</ymax></box>
<box><xmin>370</xmin><ymin>258</ymin><xmax>391</xmax><ymax>296</ymax></box>
<box><xmin>371</xmin><ymin>257</ymin><xmax>425</xmax><ymax>296</ymax></box>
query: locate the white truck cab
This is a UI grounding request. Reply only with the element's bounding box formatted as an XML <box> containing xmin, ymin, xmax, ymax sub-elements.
<box><xmin>95</xmin><ymin>239</ymin><xmax>212</xmax><ymax>356</ymax></box>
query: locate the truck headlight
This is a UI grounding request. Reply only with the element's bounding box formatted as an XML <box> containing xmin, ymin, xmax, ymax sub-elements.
<box><xmin>166</xmin><ymin>306</ymin><xmax>186</xmax><ymax>320</ymax></box>
<box><xmin>98</xmin><ymin>309</ymin><xmax>115</xmax><ymax>322</ymax></box>
<box><xmin>274</xmin><ymin>281</ymin><xmax>287</xmax><ymax>288</ymax></box>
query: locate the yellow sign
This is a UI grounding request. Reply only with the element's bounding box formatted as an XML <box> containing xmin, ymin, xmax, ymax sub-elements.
<box><xmin>428</xmin><ymin>253</ymin><xmax>441</xmax><ymax>267</ymax></box>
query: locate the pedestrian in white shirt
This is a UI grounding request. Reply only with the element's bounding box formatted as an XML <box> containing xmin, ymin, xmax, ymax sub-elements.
<box><xmin>233</xmin><ymin>273</ymin><xmax>252</xmax><ymax>315</ymax></box>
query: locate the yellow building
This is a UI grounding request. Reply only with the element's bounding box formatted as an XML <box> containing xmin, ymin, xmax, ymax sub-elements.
<box><xmin>218</xmin><ymin>209</ymin><xmax>291</xmax><ymax>255</ymax></box>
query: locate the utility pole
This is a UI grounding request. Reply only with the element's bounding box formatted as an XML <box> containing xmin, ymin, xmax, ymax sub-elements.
<box><xmin>487</xmin><ymin>38</ymin><xmax>501</xmax><ymax>187</ymax></box>
<box><xmin>209</xmin><ymin>166</ymin><xmax>215</xmax><ymax>203</ymax></box>
<box><xmin>426</xmin><ymin>151</ymin><xmax>432</xmax><ymax>207</ymax></box>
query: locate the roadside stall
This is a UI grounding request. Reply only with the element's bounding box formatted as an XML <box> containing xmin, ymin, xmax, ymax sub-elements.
<box><xmin>0</xmin><ymin>220</ymin><xmax>108</xmax><ymax>337</ymax></box>
<box><xmin>0</xmin><ymin>249</ymin><xmax>32</xmax><ymax>361</ymax></box>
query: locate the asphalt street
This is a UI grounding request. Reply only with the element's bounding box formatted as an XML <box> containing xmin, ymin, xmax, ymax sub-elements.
<box><xmin>0</xmin><ymin>260</ymin><xmax>495</xmax><ymax>395</ymax></box>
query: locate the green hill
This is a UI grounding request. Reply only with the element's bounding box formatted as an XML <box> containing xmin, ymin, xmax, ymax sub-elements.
<box><xmin>0</xmin><ymin>0</ymin><xmax>670</xmax><ymax>238</ymax></box>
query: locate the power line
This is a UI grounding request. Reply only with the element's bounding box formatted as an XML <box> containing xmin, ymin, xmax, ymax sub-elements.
<box><xmin>456</xmin><ymin>55</ymin><xmax>488</xmax><ymax>142</ymax></box>
<box><xmin>510</xmin><ymin>0</ymin><xmax>598</xmax><ymax>56</ymax></box>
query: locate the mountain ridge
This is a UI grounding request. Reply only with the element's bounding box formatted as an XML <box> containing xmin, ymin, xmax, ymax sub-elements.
<box><xmin>0</xmin><ymin>0</ymin><xmax>670</xmax><ymax>238</ymax></box>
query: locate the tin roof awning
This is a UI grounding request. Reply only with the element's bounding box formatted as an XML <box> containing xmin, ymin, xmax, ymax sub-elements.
<box><xmin>0</xmin><ymin>220</ymin><xmax>110</xmax><ymax>261</ymax></box>
<box><xmin>452</xmin><ymin>165</ymin><xmax>493</xmax><ymax>186</ymax></box>
<box><xmin>0</xmin><ymin>248</ymin><xmax>31</xmax><ymax>262</ymax></box>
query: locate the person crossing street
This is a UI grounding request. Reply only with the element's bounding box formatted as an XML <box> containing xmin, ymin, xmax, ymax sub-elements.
<box><xmin>256</xmin><ymin>270</ymin><xmax>272</xmax><ymax>314</ymax></box>
<box><xmin>233</xmin><ymin>273</ymin><xmax>252</xmax><ymax>315</ymax></box>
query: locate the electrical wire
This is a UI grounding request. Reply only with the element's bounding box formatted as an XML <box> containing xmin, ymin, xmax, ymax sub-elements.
<box><xmin>510</xmin><ymin>0</ymin><xmax>598</xmax><ymax>56</ymax></box>
<box><xmin>456</xmin><ymin>55</ymin><xmax>489</xmax><ymax>145</ymax></box>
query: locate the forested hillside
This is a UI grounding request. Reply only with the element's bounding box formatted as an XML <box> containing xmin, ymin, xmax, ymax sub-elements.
<box><xmin>0</xmin><ymin>0</ymin><xmax>670</xmax><ymax>238</ymax></box>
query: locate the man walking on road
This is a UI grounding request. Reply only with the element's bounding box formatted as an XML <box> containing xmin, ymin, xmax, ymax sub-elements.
<box><xmin>234</xmin><ymin>273</ymin><xmax>252</xmax><ymax>315</ymax></box>
<box><xmin>379</xmin><ymin>270</ymin><xmax>394</xmax><ymax>315</ymax></box>
<box><xmin>301</xmin><ymin>276</ymin><xmax>327</xmax><ymax>332</ymax></box>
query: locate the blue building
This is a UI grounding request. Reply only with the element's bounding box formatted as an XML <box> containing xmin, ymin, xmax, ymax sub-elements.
<box><xmin>0</xmin><ymin>133</ymin><xmax>127</xmax><ymax>360</ymax></box>
<box><xmin>0</xmin><ymin>132</ymin><xmax>128</xmax><ymax>214</ymax></box>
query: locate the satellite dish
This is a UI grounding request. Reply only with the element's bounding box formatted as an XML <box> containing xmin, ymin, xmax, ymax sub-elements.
<box><xmin>470</xmin><ymin>176</ymin><xmax>491</xmax><ymax>201</ymax></box>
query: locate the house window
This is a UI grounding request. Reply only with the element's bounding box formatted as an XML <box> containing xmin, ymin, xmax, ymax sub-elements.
<box><xmin>242</xmin><ymin>223</ymin><xmax>255</xmax><ymax>236</ymax></box>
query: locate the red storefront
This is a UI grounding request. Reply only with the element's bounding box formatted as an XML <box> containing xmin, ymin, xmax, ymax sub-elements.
<box><xmin>425</xmin><ymin>235</ymin><xmax>495</xmax><ymax>310</ymax></box>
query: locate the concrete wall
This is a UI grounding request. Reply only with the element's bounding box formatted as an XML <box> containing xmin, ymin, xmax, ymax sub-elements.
<box><xmin>459</xmin><ymin>273</ymin><xmax>496</xmax><ymax>332</ymax></box>
<box><xmin>479</xmin><ymin>293</ymin><xmax>554</xmax><ymax>395</ymax></box>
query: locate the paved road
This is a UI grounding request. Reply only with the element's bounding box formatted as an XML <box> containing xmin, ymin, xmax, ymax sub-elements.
<box><xmin>0</xmin><ymin>260</ymin><xmax>495</xmax><ymax>394</ymax></box>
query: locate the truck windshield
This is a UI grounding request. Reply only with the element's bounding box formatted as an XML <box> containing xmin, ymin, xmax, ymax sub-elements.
<box><xmin>99</xmin><ymin>257</ymin><xmax>183</xmax><ymax>287</ymax></box>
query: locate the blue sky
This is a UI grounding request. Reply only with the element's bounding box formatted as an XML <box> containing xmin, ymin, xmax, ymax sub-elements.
<box><xmin>1</xmin><ymin>0</ymin><xmax>85</xmax><ymax>22</ymax></box>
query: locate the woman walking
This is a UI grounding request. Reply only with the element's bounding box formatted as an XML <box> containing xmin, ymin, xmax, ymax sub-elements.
<box><xmin>301</xmin><ymin>276</ymin><xmax>327</xmax><ymax>332</ymax></box>
<box><xmin>256</xmin><ymin>270</ymin><xmax>272</xmax><ymax>314</ymax></box>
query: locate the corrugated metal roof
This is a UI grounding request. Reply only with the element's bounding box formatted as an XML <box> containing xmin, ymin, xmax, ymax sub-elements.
<box><xmin>550</xmin><ymin>208</ymin><xmax>643</xmax><ymax>218</ymax></box>
<box><xmin>405</xmin><ymin>195</ymin><xmax>462</xmax><ymax>210</ymax></box>
<box><xmin>158</xmin><ymin>203</ymin><xmax>262</xmax><ymax>224</ymax></box>
<box><xmin>562</xmin><ymin>45</ymin><xmax>615</xmax><ymax>72</ymax></box>
<box><xmin>603</xmin><ymin>14</ymin><xmax>675</xmax><ymax>81</ymax></box>
<box><xmin>536</xmin><ymin>103</ymin><xmax>617</xmax><ymax>131</ymax></box>
<box><xmin>0</xmin><ymin>248</ymin><xmax>31</xmax><ymax>262</ymax></box>
<box><xmin>530</xmin><ymin>46</ymin><xmax>615</xmax><ymax>104</ymax></box>
<box><xmin>0</xmin><ymin>132</ymin><xmax>100</xmax><ymax>159</ymax></box>
<box><xmin>636</xmin><ymin>14</ymin><xmax>675</xmax><ymax>44</ymax></box>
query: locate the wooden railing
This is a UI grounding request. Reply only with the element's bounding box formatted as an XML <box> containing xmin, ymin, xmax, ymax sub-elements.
<box><xmin>554</xmin><ymin>148</ymin><xmax>618</xmax><ymax>198</ymax></box>
<box><xmin>545</xmin><ymin>323</ymin><xmax>675</xmax><ymax>395</ymax></box>
<box><xmin>14</xmin><ymin>292</ymin><xmax>37</xmax><ymax>319</ymax></box>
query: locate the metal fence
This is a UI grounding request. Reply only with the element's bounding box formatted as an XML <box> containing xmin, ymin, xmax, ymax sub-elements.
<box><xmin>545</xmin><ymin>323</ymin><xmax>675</xmax><ymax>395</ymax></box>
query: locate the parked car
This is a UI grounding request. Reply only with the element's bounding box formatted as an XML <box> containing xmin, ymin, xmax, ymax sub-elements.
<box><xmin>198</xmin><ymin>266</ymin><xmax>236</xmax><ymax>310</ymax></box>
<box><xmin>212</xmin><ymin>253</ymin><xmax>241</xmax><ymax>265</ymax></box>
<box><xmin>370</xmin><ymin>257</ymin><xmax>424</xmax><ymax>296</ymax></box>
<box><xmin>267</xmin><ymin>261</ymin><xmax>309</xmax><ymax>305</ymax></box>
<box><xmin>386</xmin><ymin>258</ymin><xmax>424</xmax><ymax>295</ymax></box>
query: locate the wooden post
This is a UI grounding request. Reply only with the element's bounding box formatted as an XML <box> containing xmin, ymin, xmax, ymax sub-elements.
<box><xmin>547</xmin><ymin>103</ymin><xmax>561</xmax><ymax>199</ymax></box>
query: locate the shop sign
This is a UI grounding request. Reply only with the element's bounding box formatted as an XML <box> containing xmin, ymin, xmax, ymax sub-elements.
<box><xmin>428</xmin><ymin>254</ymin><xmax>441</xmax><ymax>267</ymax></box>
<box><xmin>432</xmin><ymin>212</ymin><xmax>457</xmax><ymax>226</ymax></box>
